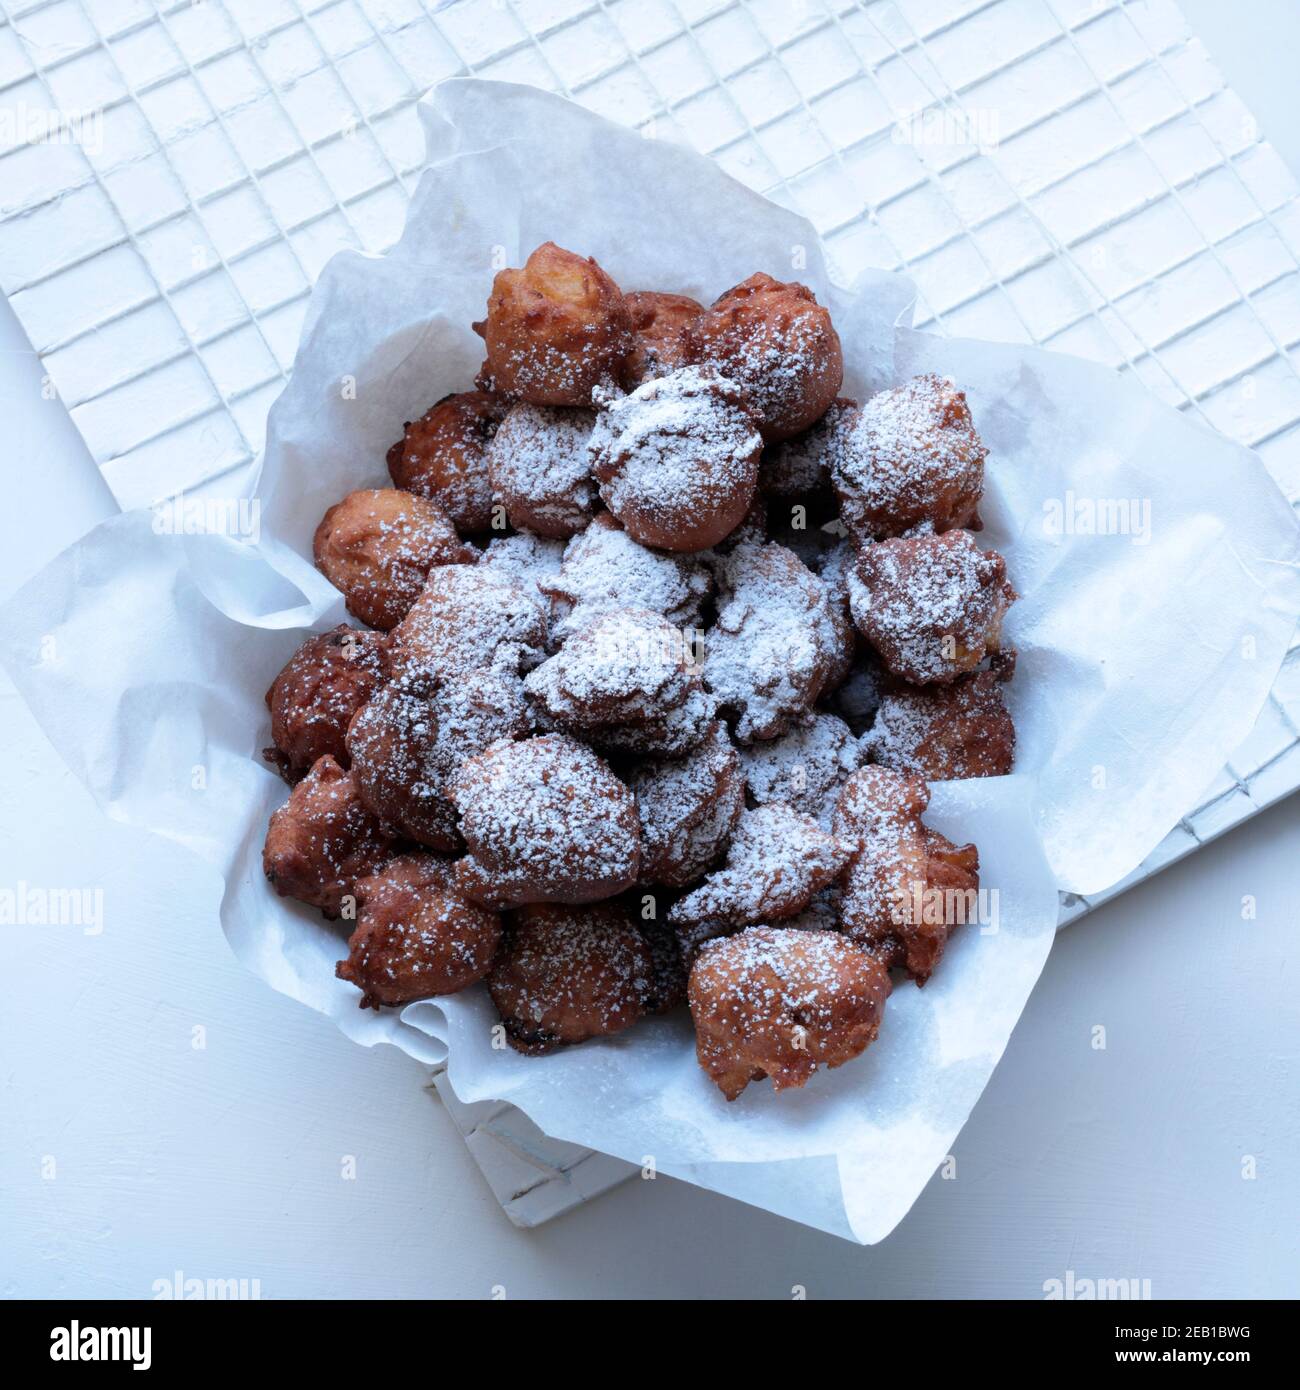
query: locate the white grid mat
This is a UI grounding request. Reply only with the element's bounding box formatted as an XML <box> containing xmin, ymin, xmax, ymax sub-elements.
<box><xmin>4</xmin><ymin>0</ymin><xmax>1300</xmax><ymax>1218</ymax></box>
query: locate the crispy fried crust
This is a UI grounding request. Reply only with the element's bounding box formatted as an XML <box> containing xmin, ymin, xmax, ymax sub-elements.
<box><xmin>387</xmin><ymin>390</ymin><xmax>508</xmax><ymax>534</ymax></box>
<box><xmin>312</xmin><ymin>488</ymin><xmax>475</xmax><ymax>630</ymax></box>
<box><xmin>688</xmin><ymin>926</ymin><xmax>891</xmax><ymax>1099</ymax></box>
<box><xmin>474</xmin><ymin>242</ymin><xmax>633</xmax><ymax>406</ymax></box>
<box><xmin>831</xmin><ymin>375</ymin><xmax>986</xmax><ymax>541</ymax></box>
<box><xmin>449</xmin><ymin>734</ymin><xmax>640</xmax><ymax>909</ymax></box>
<box><xmin>264</xmin><ymin>625</ymin><xmax>386</xmax><ymax>781</ymax></box>
<box><xmin>833</xmin><ymin>766</ymin><xmax>980</xmax><ymax>983</ymax></box>
<box><xmin>488</xmin><ymin>901</ymin><xmax>651</xmax><ymax>1053</ymax></box>
<box><xmin>849</xmin><ymin>530</ymin><xmax>1015</xmax><ymax>685</ymax></box>
<box><xmin>622</xmin><ymin>290</ymin><xmax>703</xmax><ymax>387</ymax></box>
<box><xmin>863</xmin><ymin>670</ymin><xmax>1015</xmax><ymax>779</ymax></box>
<box><xmin>262</xmin><ymin>755</ymin><xmax>393</xmax><ymax>918</ymax></box>
<box><xmin>690</xmin><ymin>272</ymin><xmax>844</xmax><ymax>441</ymax></box>
<box><xmin>336</xmin><ymin>853</ymin><xmax>502</xmax><ymax>1008</ymax></box>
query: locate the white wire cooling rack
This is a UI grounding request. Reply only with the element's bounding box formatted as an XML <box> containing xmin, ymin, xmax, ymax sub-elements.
<box><xmin>4</xmin><ymin>0</ymin><xmax>1300</xmax><ymax>1224</ymax></box>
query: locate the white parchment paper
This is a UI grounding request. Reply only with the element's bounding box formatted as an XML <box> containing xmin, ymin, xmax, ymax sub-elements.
<box><xmin>6</xmin><ymin>81</ymin><xmax>1300</xmax><ymax>1243</ymax></box>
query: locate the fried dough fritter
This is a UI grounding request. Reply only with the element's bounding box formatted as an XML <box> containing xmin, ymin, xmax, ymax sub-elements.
<box><xmin>688</xmin><ymin>926</ymin><xmax>891</xmax><ymax>1099</ymax></box>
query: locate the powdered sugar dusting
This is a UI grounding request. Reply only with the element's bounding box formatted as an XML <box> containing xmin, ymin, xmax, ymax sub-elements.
<box><xmin>849</xmin><ymin>531</ymin><xmax>1010</xmax><ymax>684</ymax></box>
<box><xmin>543</xmin><ymin>513</ymin><xmax>711</xmax><ymax>644</ymax></box>
<box><xmin>451</xmin><ymin>734</ymin><xmax>639</xmax><ymax>908</ymax></box>
<box><xmin>487</xmin><ymin>902</ymin><xmax>651</xmax><ymax>1051</ymax></box>
<box><xmin>478</xmin><ymin>531</ymin><xmax>565</xmax><ymax>598</ymax></box>
<box><xmin>523</xmin><ymin>607</ymin><xmax>714</xmax><ymax>756</ymax></box>
<box><xmin>831</xmin><ymin>374</ymin><xmax>985</xmax><ymax>541</ymax></box>
<box><xmin>761</xmin><ymin>398</ymin><xmax>855</xmax><ymax>497</ymax></box>
<box><xmin>487</xmin><ymin>403</ymin><xmax>596</xmax><ymax>538</ymax></box>
<box><xmin>738</xmin><ymin>712</ymin><xmax>862</xmax><ymax>828</ymax></box>
<box><xmin>630</xmin><ymin>721</ymin><xmax>744</xmax><ymax>888</ymax></box>
<box><xmin>588</xmin><ymin>366</ymin><xmax>760</xmax><ymax>546</ymax></box>
<box><xmin>387</xmin><ymin>564</ymin><xmax>548</xmax><ymax>683</ymax></box>
<box><xmin>862</xmin><ymin>671</ymin><xmax>1015</xmax><ymax>779</ymax></box>
<box><xmin>668</xmin><ymin>802</ymin><xmax>847</xmax><ymax>930</ymax></box>
<box><xmin>833</xmin><ymin>766</ymin><xmax>928</xmax><ymax>948</ymax></box>
<box><xmin>703</xmin><ymin>541</ymin><xmax>846</xmax><ymax>742</ymax></box>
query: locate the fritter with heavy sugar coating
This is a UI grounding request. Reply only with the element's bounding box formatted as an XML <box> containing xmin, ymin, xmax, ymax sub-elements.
<box><xmin>524</xmin><ymin>607</ymin><xmax>714</xmax><ymax>757</ymax></box>
<box><xmin>622</xmin><ymin>290</ymin><xmax>702</xmax><ymax>387</ymax></box>
<box><xmin>863</xmin><ymin>671</ymin><xmax>1015</xmax><ymax>780</ymax></box>
<box><xmin>669</xmin><ymin>803</ymin><xmax>847</xmax><ymax>935</ymax></box>
<box><xmin>264</xmin><ymin>625</ymin><xmax>386</xmax><ymax>781</ymax></box>
<box><xmin>849</xmin><ymin>530</ymin><xmax>1015</xmax><ymax>685</ymax></box>
<box><xmin>690</xmin><ymin>272</ymin><xmax>843</xmax><ymax>441</ymax></box>
<box><xmin>262</xmin><ymin>755</ymin><xmax>393</xmax><ymax>918</ymax></box>
<box><xmin>589</xmin><ymin>367</ymin><xmax>762</xmax><ymax>552</ymax></box>
<box><xmin>313</xmin><ymin>488</ymin><xmax>475</xmax><ymax>630</ymax></box>
<box><xmin>629</xmin><ymin>721</ymin><xmax>744</xmax><ymax>889</ymax></box>
<box><xmin>477</xmin><ymin>531</ymin><xmax>565</xmax><ymax>649</ymax></box>
<box><xmin>336</xmin><ymin>853</ymin><xmax>502</xmax><ymax>1008</ymax></box>
<box><xmin>487</xmin><ymin>901</ymin><xmax>651</xmax><ymax>1053</ymax></box>
<box><xmin>833</xmin><ymin>766</ymin><xmax>979</xmax><ymax>983</ymax></box>
<box><xmin>450</xmin><ymin>734</ymin><xmax>640</xmax><ymax>909</ymax></box>
<box><xmin>688</xmin><ymin>926</ymin><xmax>891</xmax><ymax>1100</ymax></box>
<box><xmin>477</xmin><ymin>531</ymin><xmax>565</xmax><ymax>605</ymax></box>
<box><xmin>737</xmin><ymin>711</ymin><xmax>861</xmax><ymax>828</ymax></box>
<box><xmin>487</xmin><ymin>403</ymin><xmax>597</xmax><ymax>539</ymax></box>
<box><xmin>474</xmin><ymin>241</ymin><xmax>632</xmax><ymax>406</ymax></box>
<box><xmin>831</xmin><ymin>375</ymin><xmax>986</xmax><ymax>542</ymax></box>
<box><xmin>542</xmin><ymin>513</ymin><xmax>711</xmax><ymax>646</ymax></box>
<box><xmin>702</xmin><ymin>541</ymin><xmax>850</xmax><ymax>742</ymax></box>
<box><xmin>386</xmin><ymin>564</ymin><xmax>547</xmax><ymax>683</ymax></box>
<box><xmin>386</xmin><ymin>390</ymin><xmax>507</xmax><ymax>534</ymax></box>
<box><xmin>346</xmin><ymin>669</ymin><xmax>531</xmax><ymax>852</ymax></box>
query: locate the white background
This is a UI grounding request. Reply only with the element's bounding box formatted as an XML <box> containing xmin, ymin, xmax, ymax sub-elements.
<box><xmin>1</xmin><ymin>0</ymin><xmax>1298</xmax><ymax>1300</ymax></box>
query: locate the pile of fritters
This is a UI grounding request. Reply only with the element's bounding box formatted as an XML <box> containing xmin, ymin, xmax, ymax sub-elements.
<box><xmin>261</xmin><ymin>241</ymin><xmax>1017</xmax><ymax>1100</ymax></box>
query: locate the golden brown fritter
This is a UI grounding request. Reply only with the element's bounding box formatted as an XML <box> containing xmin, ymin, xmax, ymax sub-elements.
<box><xmin>264</xmin><ymin>625</ymin><xmax>386</xmax><ymax>781</ymax></box>
<box><xmin>487</xmin><ymin>901</ymin><xmax>652</xmax><ymax>1053</ymax></box>
<box><xmin>336</xmin><ymin>853</ymin><xmax>502</xmax><ymax>1008</ymax></box>
<box><xmin>449</xmin><ymin>734</ymin><xmax>640</xmax><ymax>909</ymax></box>
<box><xmin>862</xmin><ymin>670</ymin><xmax>1015</xmax><ymax>780</ymax></box>
<box><xmin>622</xmin><ymin>290</ymin><xmax>702</xmax><ymax>386</ymax></box>
<box><xmin>474</xmin><ymin>241</ymin><xmax>633</xmax><ymax>406</ymax></box>
<box><xmin>690</xmin><ymin>272</ymin><xmax>843</xmax><ymax>441</ymax></box>
<box><xmin>833</xmin><ymin>766</ymin><xmax>980</xmax><ymax>984</ymax></box>
<box><xmin>541</xmin><ymin>512</ymin><xmax>711</xmax><ymax>645</ymax></box>
<box><xmin>262</xmin><ymin>755</ymin><xmax>393</xmax><ymax>918</ymax></box>
<box><xmin>688</xmin><ymin>926</ymin><xmax>891</xmax><ymax>1100</ymax></box>
<box><xmin>589</xmin><ymin>367</ymin><xmax>762</xmax><ymax>552</ymax></box>
<box><xmin>831</xmin><ymin>375</ymin><xmax>986</xmax><ymax>541</ymax></box>
<box><xmin>312</xmin><ymin>488</ymin><xmax>475</xmax><ymax>631</ymax></box>
<box><xmin>736</xmin><ymin>710</ymin><xmax>862</xmax><ymax>827</ymax></box>
<box><xmin>386</xmin><ymin>390</ymin><xmax>508</xmax><ymax>534</ymax></box>
<box><xmin>848</xmin><ymin>530</ymin><xmax>1015</xmax><ymax>685</ymax></box>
